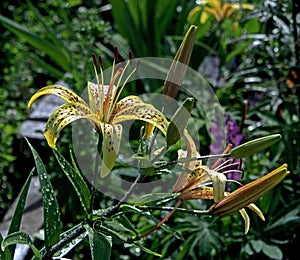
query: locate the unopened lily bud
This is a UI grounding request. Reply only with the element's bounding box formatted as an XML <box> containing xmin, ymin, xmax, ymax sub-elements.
<box><xmin>163</xmin><ymin>25</ymin><xmax>197</xmax><ymax>100</ymax></box>
<box><xmin>229</xmin><ymin>134</ymin><xmax>281</xmax><ymax>158</ymax></box>
<box><xmin>209</xmin><ymin>164</ymin><xmax>289</xmax><ymax>216</ymax></box>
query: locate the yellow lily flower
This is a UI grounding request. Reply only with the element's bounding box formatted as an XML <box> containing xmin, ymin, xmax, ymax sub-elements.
<box><xmin>188</xmin><ymin>0</ymin><xmax>254</xmax><ymax>24</ymax></box>
<box><xmin>28</xmin><ymin>50</ymin><xmax>169</xmax><ymax>178</ymax></box>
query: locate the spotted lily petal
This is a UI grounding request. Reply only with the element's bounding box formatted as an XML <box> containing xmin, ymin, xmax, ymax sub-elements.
<box><xmin>109</xmin><ymin>95</ymin><xmax>145</xmax><ymax>120</ymax></box>
<box><xmin>112</xmin><ymin>101</ymin><xmax>168</xmax><ymax>135</ymax></box>
<box><xmin>100</xmin><ymin>123</ymin><xmax>122</xmax><ymax>178</ymax></box>
<box><xmin>44</xmin><ymin>103</ymin><xmax>97</xmax><ymax>149</ymax></box>
<box><xmin>179</xmin><ymin>186</ymin><xmax>214</xmax><ymax>201</ymax></box>
<box><xmin>28</xmin><ymin>85</ymin><xmax>87</xmax><ymax>108</ymax></box>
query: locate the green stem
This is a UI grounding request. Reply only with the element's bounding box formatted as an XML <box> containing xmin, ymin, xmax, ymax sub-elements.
<box><xmin>43</xmin><ymin>224</ymin><xmax>86</xmax><ymax>259</ymax></box>
<box><xmin>103</xmin><ymin>170</ymin><xmax>143</xmax><ymax>218</ymax></box>
<box><xmin>154</xmin><ymin>153</ymin><xmax>230</xmax><ymax>170</ymax></box>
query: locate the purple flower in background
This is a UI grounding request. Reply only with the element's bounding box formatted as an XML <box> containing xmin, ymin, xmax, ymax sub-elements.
<box><xmin>209</xmin><ymin>114</ymin><xmax>244</xmax><ymax>181</ymax></box>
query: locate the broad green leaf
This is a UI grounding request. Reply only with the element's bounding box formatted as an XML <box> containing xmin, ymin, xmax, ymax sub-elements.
<box><xmin>53</xmin><ymin>150</ymin><xmax>90</xmax><ymax>215</ymax></box>
<box><xmin>249</xmin><ymin>240</ymin><xmax>263</xmax><ymax>253</ymax></box>
<box><xmin>7</xmin><ymin>169</ymin><xmax>34</xmax><ymax>256</ymax></box>
<box><xmin>261</xmin><ymin>242</ymin><xmax>283</xmax><ymax>260</ymax></box>
<box><xmin>264</xmin><ymin>207</ymin><xmax>300</xmax><ymax>232</ymax></box>
<box><xmin>26</xmin><ymin>139</ymin><xmax>62</xmax><ymax>248</ymax></box>
<box><xmin>167</xmin><ymin>98</ymin><xmax>194</xmax><ymax>146</ymax></box>
<box><xmin>87</xmin><ymin>225</ymin><xmax>112</xmax><ymax>260</ymax></box>
<box><xmin>1</xmin><ymin>231</ymin><xmax>41</xmax><ymax>260</ymax></box>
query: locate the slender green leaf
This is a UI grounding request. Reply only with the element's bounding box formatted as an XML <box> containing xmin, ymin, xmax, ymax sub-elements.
<box><xmin>26</xmin><ymin>0</ymin><xmax>66</xmax><ymax>51</ymax></box>
<box><xmin>26</xmin><ymin>139</ymin><xmax>62</xmax><ymax>248</ymax></box>
<box><xmin>0</xmin><ymin>15</ymin><xmax>71</xmax><ymax>72</ymax></box>
<box><xmin>132</xmin><ymin>242</ymin><xmax>161</xmax><ymax>257</ymax></box>
<box><xmin>155</xmin><ymin>0</ymin><xmax>181</xmax><ymax>38</ymax></box>
<box><xmin>0</xmin><ymin>233</ymin><xmax>12</xmax><ymax>260</ymax></box>
<box><xmin>28</xmin><ymin>53</ymin><xmax>64</xmax><ymax>79</ymax></box>
<box><xmin>1</xmin><ymin>231</ymin><xmax>41</xmax><ymax>260</ymax></box>
<box><xmin>8</xmin><ymin>169</ymin><xmax>34</xmax><ymax>234</ymax></box>
<box><xmin>7</xmin><ymin>169</ymin><xmax>34</xmax><ymax>256</ymax></box>
<box><xmin>53</xmin><ymin>150</ymin><xmax>90</xmax><ymax>215</ymax></box>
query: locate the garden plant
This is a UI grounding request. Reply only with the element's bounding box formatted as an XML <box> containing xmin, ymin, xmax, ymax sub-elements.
<box><xmin>0</xmin><ymin>0</ymin><xmax>299</xmax><ymax>259</ymax></box>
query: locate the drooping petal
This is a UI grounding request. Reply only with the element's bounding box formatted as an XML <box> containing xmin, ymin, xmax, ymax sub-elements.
<box><xmin>112</xmin><ymin>101</ymin><xmax>168</xmax><ymax>135</ymax></box>
<box><xmin>44</xmin><ymin>103</ymin><xmax>97</xmax><ymax>149</ymax></box>
<box><xmin>247</xmin><ymin>203</ymin><xmax>265</xmax><ymax>221</ymax></box>
<box><xmin>239</xmin><ymin>208</ymin><xmax>250</xmax><ymax>234</ymax></box>
<box><xmin>205</xmin><ymin>167</ymin><xmax>227</xmax><ymax>202</ymax></box>
<box><xmin>28</xmin><ymin>85</ymin><xmax>87</xmax><ymax>108</ymax></box>
<box><xmin>172</xmin><ymin>130</ymin><xmax>204</xmax><ymax>193</ymax></box>
<box><xmin>100</xmin><ymin>123</ymin><xmax>122</xmax><ymax>178</ymax></box>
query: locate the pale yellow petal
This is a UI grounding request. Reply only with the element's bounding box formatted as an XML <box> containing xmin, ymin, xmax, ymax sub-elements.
<box><xmin>239</xmin><ymin>208</ymin><xmax>250</xmax><ymax>234</ymax></box>
<box><xmin>112</xmin><ymin>102</ymin><xmax>168</xmax><ymax>136</ymax></box>
<box><xmin>44</xmin><ymin>103</ymin><xmax>96</xmax><ymax>149</ymax></box>
<box><xmin>28</xmin><ymin>85</ymin><xmax>87</xmax><ymax>108</ymax></box>
<box><xmin>247</xmin><ymin>203</ymin><xmax>265</xmax><ymax>221</ymax></box>
<box><xmin>100</xmin><ymin>123</ymin><xmax>122</xmax><ymax>178</ymax></box>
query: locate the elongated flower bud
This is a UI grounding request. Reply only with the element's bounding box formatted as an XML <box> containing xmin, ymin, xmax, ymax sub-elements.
<box><xmin>229</xmin><ymin>134</ymin><xmax>281</xmax><ymax>158</ymax></box>
<box><xmin>209</xmin><ymin>164</ymin><xmax>289</xmax><ymax>216</ymax></box>
<box><xmin>163</xmin><ymin>25</ymin><xmax>197</xmax><ymax>100</ymax></box>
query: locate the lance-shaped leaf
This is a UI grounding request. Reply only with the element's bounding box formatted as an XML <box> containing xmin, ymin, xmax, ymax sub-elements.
<box><xmin>53</xmin><ymin>150</ymin><xmax>90</xmax><ymax>215</ymax></box>
<box><xmin>166</xmin><ymin>97</ymin><xmax>194</xmax><ymax>146</ymax></box>
<box><xmin>6</xmin><ymin>169</ymin><xmax>34</xmax><ymax>256</ymax></box>
<box><xmin>86</xmin><ymin>225</ymin><xmax>112</xmax><ymax>260</ymax></box>
<box><xmin>229</xmin><ymin>134</ymin><xmax>281</xmax><ymax>158</ymax></box>
<box><xmin>26</xmin><ymin>139</ymin><xmax>62</xmax><ymax>247</ymax></box>
<box><xmin>163</xmin><ymin>25</ymin><xmax>197</xmax><ymax>100</ymax></box>
<box><xmin>1</xmin><ymin>231</ymin><xmax>42</xmax><ymax>260</ymax></box>
<box><xmin>209</xmin><ymin>164</ymin><xmax>289</xmax><ymax>216</ymax></box>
